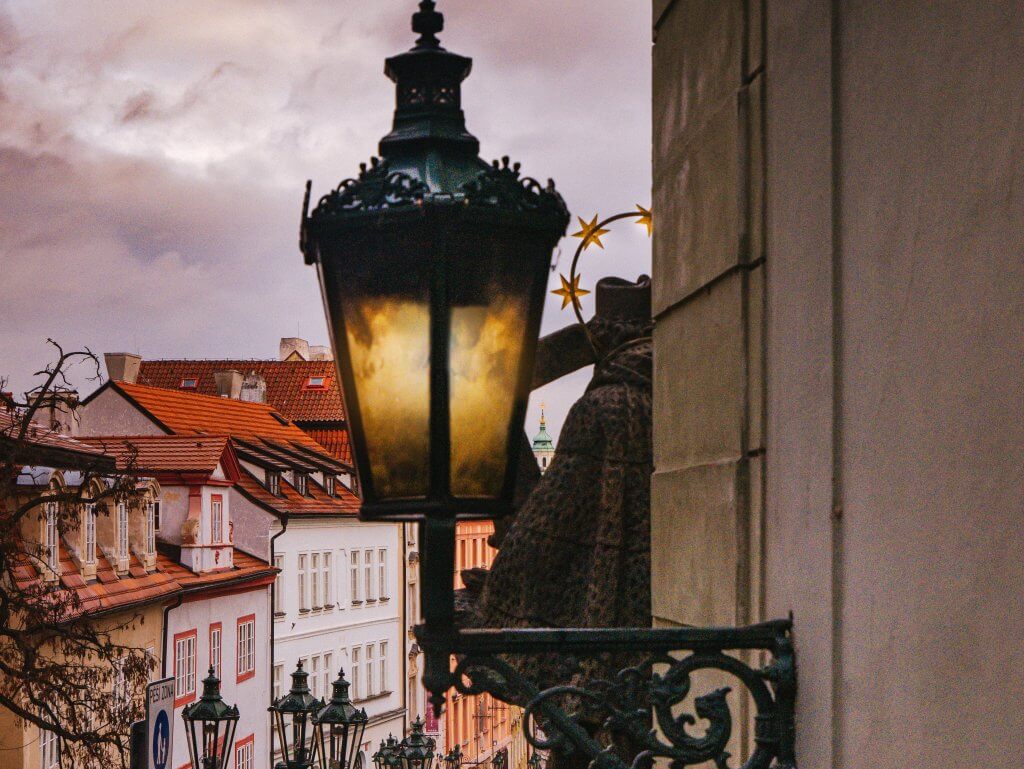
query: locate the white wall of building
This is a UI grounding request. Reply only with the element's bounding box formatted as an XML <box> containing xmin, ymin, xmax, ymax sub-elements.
<box><xmin>166</xmin><ymin>585</ymin><xmax>271</xmax><ymax>769</ymax></box>
<box><xmin>272</xmin><ymin>517</ymin><xmax>407</xmax><ymax>763</ymax></box>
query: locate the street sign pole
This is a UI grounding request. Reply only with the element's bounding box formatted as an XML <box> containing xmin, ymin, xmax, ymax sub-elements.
<box><xmin>146</xmin><ymin>677</ymin><xmax>175</xmax><ymax>769</ymax></box>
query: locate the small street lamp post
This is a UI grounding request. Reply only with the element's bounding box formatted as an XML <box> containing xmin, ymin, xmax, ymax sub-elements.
<box><xmin>269</xmin><ymin>661</ymin><xmax>322</xmax><ymax>769</ymax></box>
<box><xmin>373</xmin><ymin>734</ymin><xmax>402</xmax><ymax>769</ymax></box>
<box><xmin>442</xmin><ymin>745</ymin><xmax>462</xmax><ymax>769</ymax></box>
<box><xmin>181</xmin><ymin>667</ymin><xmax>239</xmax><ymax>769</ymax></box>
<box><xmin>397</xmin><ymin>717</ymin><xmax>436</xmax><ymax>769</ymax></box>
<box><xmin>313</xmin><ymin>668</ymin><xmax>369</xmax><ymax>769</ymax></box>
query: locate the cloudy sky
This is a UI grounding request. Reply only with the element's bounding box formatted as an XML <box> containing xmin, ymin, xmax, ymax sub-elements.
<box><xmin>0</xmin><ymin>0</ymin><xmax>650</xmax><ymax>441</ymax></box>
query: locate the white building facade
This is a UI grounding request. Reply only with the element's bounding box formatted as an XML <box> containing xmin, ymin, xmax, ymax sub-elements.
<box><xmin>271</xmin><ymin>517</ymin><xmax>406</xmax><ymax>765</ymax></box>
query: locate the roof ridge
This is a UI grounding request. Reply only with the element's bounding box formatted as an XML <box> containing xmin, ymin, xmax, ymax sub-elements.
<box><xmin>116</xmin><ymin>380</ymin><xmax>283</xmax><ymax>412</ymax></box>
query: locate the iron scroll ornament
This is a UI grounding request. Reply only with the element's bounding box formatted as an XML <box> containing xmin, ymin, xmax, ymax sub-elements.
<box><xmin>420</xmin><ymin>620</ymin><xmax>797</xmax><ymax>769</ymax></box>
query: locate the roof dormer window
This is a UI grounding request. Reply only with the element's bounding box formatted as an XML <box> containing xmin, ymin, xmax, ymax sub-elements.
<box><xmin>324</xmin><ymin>475</ymin><xmax>336</xmax><ymax>497</ymax></box>
<box><xmin>267</xmin><ymin>470</ymin><xmax>281</xmax><ymax>496</ymax></box>
<box><xmin>294</xmin><ymin>472</ymin><xmax>308</xmax><ymax>496</ymax></box>
<box><xmin>304</xmin><ymin>376</ymin><xmax>327</xmax><ymax>390</ymax></box>
<box><xmin>180</xmin><ymin>377</ymin><xmax>198</xmax><ymax>389</ymax></box>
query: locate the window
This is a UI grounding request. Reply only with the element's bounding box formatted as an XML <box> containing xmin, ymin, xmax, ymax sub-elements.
<box><xmin>44</xmin><ymin>502</ymin><xmax>58</xmax><ymax>573</ymax></box>
<box><xmin>173</xmin><ymin>630</ymin><xmax>197</xmax><ymax>707</ymax></box>
<box><xmin>112</xmin><ymin>658</ymin><xmax>129</xmax><ymax>720</ymax></box>
<box><xmin>153</xmin><ymin>500</ymin><xmax>161</xmax><ymax>531</ymax></box>
<box><xmin>273</xmin><ymin>664</ymin><xmax>283</xmax><ymax>701</ymax></box>
<box><xmin>322</xmin><ymin>552</ymin><xmax>333</xmax><ymax>609</ymax></box>
<box><xmin>83</xmin><ymin>503</ymin><xmax>96</xmax><ymax>564</ymax></box>
<box><xmin>311</xmin><ymin>552</ymin><xmax>321</xmax><ymax>609</ymax></box>
<box><xmin>180</xmin><ymin>377</ymin><xmax>198</xmax><ymax>389</ymax></box>
<box><xmin>351</xmin><ymin>647</ymin><xmax>361</xmax><ymax>699</ymax></box>
<box><xmin>211</xmin><ymin>495</ymin><xmax>223</xmax><ymax>543</ymax></box>
<box><xmin>39</xmin><ymin>727</ymin><xmax>60</xmax><ymax>769</ymax></box>
<box><xmin>209</xmin><ymin>623</ymin><xmax>222</xmax><ymax>679</ymax></box>
<box><xmin>145</xmin><ymin>501</ymin><xmax>156</xmax><ymax>555</ymax></box>
<box><xmin>350</xmin><ymin>551</ymin><xmax>361</xmax><ymax>603</ymax></box>
<box><xmin>310</xmin><ymin>654</ymin><xmax>321</xmax><ymax>698</ymax></box>
<box><xmin>378</xmin><ymin>548</ymin><xmax>388</xmax><ymax>600</ymax></box>
<box><xmin>365</xmin><ymin>643</ymin><xmax>375</xmax><ymax>697</ymax></box>
<box><xmin>273</xmin><ymin>555</ymin><xmax>284</xmax><ymax>616</ymax></box>
<box><xmin>298</xmin><ymin>554</ymin><xmax>309</xmax><ymax>612</ymax></box>
<box><xmin>407</xmin><ymin>580</ymin><xmax>418</xmax><ymax>624</ymax></box>
<box><xmin>235</xmin><ymin>734</ymin><xmax>254</xmax><ymax>769</ymax></box>
<box><xmin>236</xmin><ymin>615</ymin><xmax>255</xmax><ymax>682</ymax></box>
<box><xmin>365</xmin><ymin>548</ymin><xmax>375</xmax><ymax>601</ymax></box>
<box><xmin>117</xmin><ymin>502</ymin><xmax>128</xmax><ymax>563</ymax></box>
<box><xmin>379</xmin><ymin>641</ymin><xmax>388</xmax><ymax>693</ymax></box>
<box><xmin>323</xmin><ymin>652</ymin><xmax>333</xmax><ymax>696</ymax></box>
<box><xmin>267</xmin><ymin>470</ymin><xmax>281</xmax><ymax>496</ymax></box>
<box><xmin>294</xmin><ymin>472</ymin><xmax>308</xmax><ymax>496</ymax></box>
<box><xmin>324</xmin><ymin>475</ymin><xmax>336</xmax><ymax>497</ymax></box>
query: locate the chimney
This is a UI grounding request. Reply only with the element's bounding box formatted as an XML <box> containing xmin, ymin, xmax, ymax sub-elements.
<box><xmin>240</xmin><ymin>371</ymin><xmax>267</xmax><ymax>403</ymax></box>
<box><xmin>104</xmin><ymin>353</ymin><xmax>142</xmax><ymax>384</ymax></box>
<box><xmin>279</xmin><ymin>337</ymin><xmax>309</xmax><ymax>361</ymax></box>
<box><xmin>308</xmin><ymin>345</ymin><xmax>333</xmax><ymax>361</ymax></box>
<box><xmin>213</xmin><ymin>370</ymin><xmax>243</xmax><ymax>399</ymax></box>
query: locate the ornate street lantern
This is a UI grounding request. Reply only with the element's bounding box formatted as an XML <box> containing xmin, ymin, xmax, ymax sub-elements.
<box><xmin>373</xmin><ymin>734</ymin><xmax>401</xmax><ymax>769</ymax></box>
<box><xmin>313</xmin><ymin>668</ymin><xmax>368</xmax><ymax>769</ymax></box>
<box><xmin>302</xmin><ymin>0</ymin><xmax>570</xmax><ymax>522</ymax></box>
<box><xmin>397</xmin><ymin>717</ymin><xmax>436</xmax><ymax>769</ymax></box>
<box><xmin>269</xmin><ymin>661</ymin><xmax>322</xmax><ymax>769</ymax></box>
<box><xmin>491</xmin><ymin>751</ymin><xmax>506</xmax><ymax>769</ymax></box>
<box><xmin>181</xmin><ymin>667</ymin><xmax>239</xmax><ymax>769</ymax></box>
<box><xmin>526</xmin><ymin>752</ymin><xmax>544</xmax><ymax>769</ymax></box>
<box><xmin>441</xmin><ymin>745</ymin><xmax>462</xmax><ymax>769</ymax></box>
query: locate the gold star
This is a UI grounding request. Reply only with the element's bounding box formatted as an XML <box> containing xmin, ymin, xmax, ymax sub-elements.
<box><xmin>571</xmin><ymin>215</ymin><xmax>610</xmax><ymax>250</ymax></box>
<box><xmin>635</xmin><ymin>204</ymin><xmax>652</xmax><ymax>236</ymax></box>
<box><xmin>551</xmin><ymin>273</ymin><xmax>591</xmax><ymax>311</ymax></box>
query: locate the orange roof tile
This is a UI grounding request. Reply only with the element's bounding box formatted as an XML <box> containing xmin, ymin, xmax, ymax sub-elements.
<box><xmin>108</xmin><ymin>381</ymin><xmax>326</xmax><ymax>451</ymax></box>
<box><xmin>137</xmin><ymin>359</ymin><xmax>345</xmax><ymax>422</ymax></box>
<box><xmin>303</xmin><ymin>427</ymin><xmax>352</xmax><ymax>465</ymax></box>
<box><xmin>76</xmin><ymin>435</ymin><xmax>230</xmax><ymax>474</ymax></box>
<box><xmin>156</xmin><ymin>545</ymin><xmax>277</xmax><ymax>589</ymax></box>
<box><xmin>1</xmin><ymin>409</ymin><xmax>115</xmax><ymax>470</ymax></box>
<box><xmin>235</xmin><ymin>467</ymin><xmax>360</xmax><ymax>517</ymax></box>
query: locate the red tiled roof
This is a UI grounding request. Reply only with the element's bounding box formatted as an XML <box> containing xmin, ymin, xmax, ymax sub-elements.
<box><xmin>235</xmin><ymin>467</ymin><xmax>360</xmax><ymax>517</ymax></box>
<box><xmin>13</xmin><ymin>539</ymin><xmax>275</xmax><ymax>620</ymax></box>
<box><xmin>76</xmin><ymin>435</ymin><xmax>230</xmax><ymax>474</ymax></box>
<box><xmin>0</xmin><ymin>409</ymin><xmax>115</xmax><ymax>470</ymax></box>
<box><xmin>303</xmin><ymin>428</ymin><xmax>352</xmax><ymax>466</ymax></box>
<box><xmin>109</xmin><ymin>381</ymin><xmax>327</xmax><ymax>452</ymax></box>
<box><xmin>137</xmin><ymin>360</ymin><xmax>345</xmax><ymax>422</ymax></box>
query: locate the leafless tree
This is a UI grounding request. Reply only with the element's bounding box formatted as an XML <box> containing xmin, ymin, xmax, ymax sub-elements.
<box><xmin>0</xmin><ymin>341</ymin><xmax>153</xmax><ymax>769</ymax></box>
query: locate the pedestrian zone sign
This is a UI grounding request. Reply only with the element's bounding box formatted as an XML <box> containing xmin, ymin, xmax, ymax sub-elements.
<box><xmin>146</xmin><ymin>677</ymin><xmax>174</xmax><ymax>769</ymax></box>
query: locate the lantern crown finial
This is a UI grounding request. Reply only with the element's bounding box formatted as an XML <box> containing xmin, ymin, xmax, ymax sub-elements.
<box><xmin>412</xmin><ymin>1</ymin><xmax>444</xmax><ymax>50</ymax></box>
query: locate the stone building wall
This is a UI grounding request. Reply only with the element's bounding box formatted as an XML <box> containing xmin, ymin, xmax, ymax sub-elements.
<box><xmin>653</xmin><ymin>0</ymin><xmax>1024</xmax><ymax>767</ymax></box>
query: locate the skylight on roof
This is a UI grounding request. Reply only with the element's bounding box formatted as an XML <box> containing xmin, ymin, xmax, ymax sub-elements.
<box><xmin>305</xmin><ymin>376</ymin><xmax>327</xmax><ymax>390</ymax></box>
<box><xmin>180</xmin><ymin>378</ymin><xmax>198</xmax><ymax>389</ymax></box>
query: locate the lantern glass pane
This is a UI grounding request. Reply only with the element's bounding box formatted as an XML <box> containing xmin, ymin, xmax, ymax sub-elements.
<box><xmin>321</xmin><ymin>246</ymin><xmax>431</xmax><ymax>499</ymax></box>
<box><xmin>449</xmin><ymin>238</ymin><xmax>544</xmax><ymax>497</ymax></box>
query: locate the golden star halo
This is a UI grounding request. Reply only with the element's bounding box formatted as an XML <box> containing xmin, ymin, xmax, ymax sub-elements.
<box><xmin>635</xmin><ymin>204</ymin><xmax>652</xmax><ymax>236</ymax></box>
<box><xmin>551</xmin><ymin>273</ymin><xmax>591</xmax><ymax>311</ymax></box>
<box><xmin>571</xmin><ymin>214</ymin><xmax>610</xmax><ymax>250</ymax></box>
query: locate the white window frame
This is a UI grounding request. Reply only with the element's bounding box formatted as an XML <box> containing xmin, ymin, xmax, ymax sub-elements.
<box><xmin>174</xmin><ymin>634</ymin><xmax>197</xmax><ymax>700</ymax></box>
<box><xmin>211</xmin><ymin>497</ymin><xmax>223</xmax><ymax>543</ymax></box>
<box><xmin>298</xmin><ymin>553</ymin><xmax>309</xmax><ymax>612</ymax></box>
<box><xmin>273</xmin><ymin>554</ymin><xmax>284</xmax><ymax>616</ymax></box>
<box><xmin>310</xmin><ymin>654</ymin><xmax>321</xmax><ymax>698</ymax></box>
<box><xmin>379</xmin><ymin>641</ymin><xmax>388</xmax><ymax>694</ymax></box>
<box><xmin>323</xmin><ymin>652</ymin><xmax>333</xmax><ymax>696</ymax></box>
<box><xmin>311</xmin><ymin>552</ymin><xmax>321</xmax><ymax>610</ymax></box>
<box><xmin>145</xmin><ymin>501</ymin><xmax>156</xmax><ymax>555</ymax></box>
<box><xmin>295</xmin><ymin>472</ymin><xmax>308</xmax><ymax>496</ymax></box>
<box><xmin>237</xmin><ymin>618</ymin><xmax>255</xmax><ymax>677</ymax></box>
<box><xmin>322</xmin><ymin>552</ymin><xmax>333</xmax><ymax>609</ymax></box>
<box><xmin>365</xmin><ymin>643</ymin><xmax>376</xmax><ymax>697</ymax></box>
<box><xmin>324</xmin><ymin>475</ymin><xmax>336</xmax><ymax>497</ymax></box>
<box><xmin>44</xmin><ymin>502</ymin><xmax>59</xmax><ymax>574</ymax></box>
<box><xmin>267</xmin><ymin>470</ymin><xmax>280</xmax><ymax>496</ymax></box>
<box><xmin>364</xmin><ymin>548</ymin><xmax>375</xmax><ymax>602</ymax></box>
<box><xmin>117</xmin><ymin>502</ymin><xmax>129</xmax><ymax>565</ymax></box>
<box><xmin>83</xmin><ymin>503</ymin><xmax>96</xmax><ymax>564</ymax></box>
<box><xmin>350</xmin><ymin>550</ymin><xmax>361</xmax><ymax>603</ymax></box>
<box><xmin>210</xmin><ymin>625</ymin><xmax>222</xmax><ymax>679</ymax></box>
<box><xmin>273</xmin><ymin>663</ymin><xmax>284</xmax><ymax>701</ymax></box>
<box><xmin>236</xmin><ymin>737</ymin><xmax>254</xmax><ymax>769</ymax></box>
<box><xmin>378</xmin><ymin>548</ymin><xmax>388</xmax><ymax>600</ymax></box>
<box><xmin>39</xmin><ymin>726</ymin><xmax>60</xmax><ymax>769</ymax></box>
<box><xmin>351</xmin><ymin>647</ymin><xmax>361</xmax><ymax>699</ymax></box>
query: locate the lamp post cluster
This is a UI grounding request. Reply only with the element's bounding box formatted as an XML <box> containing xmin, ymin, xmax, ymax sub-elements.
<box><xmin>372</xmin><ymin>717</ymin><xmax>436</xmax><ymax>769</ymax></box>
<box><xmin>179</xmin><ymin>662</ymin><xmax>367</xmax><ymax>769</ymax></box>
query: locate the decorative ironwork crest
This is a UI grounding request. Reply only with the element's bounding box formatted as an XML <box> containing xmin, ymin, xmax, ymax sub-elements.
<box><xmin>313</xmin><ymin>157</ymin><xmax>428</xmax><ymax>217</ymax></box>
<box><xmin>462</xmin><ymin>157</ymin><xmax>570</xmax><ymax>223</ymax></box>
